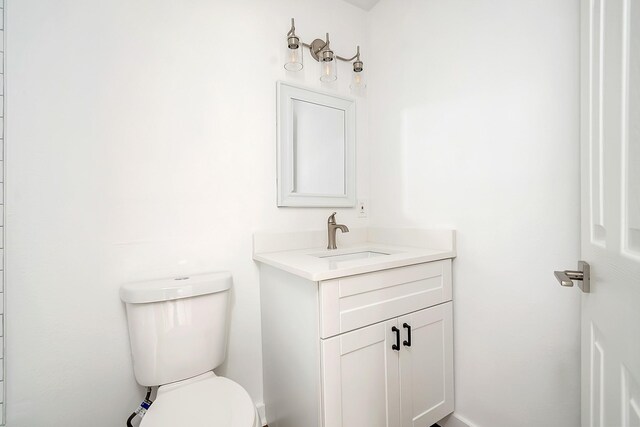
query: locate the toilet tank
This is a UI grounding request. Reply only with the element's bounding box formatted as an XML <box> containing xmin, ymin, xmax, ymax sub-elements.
<box><xmin>120</xmin><ymin>272</ymin><xmax>232</xmax><ymax>387</ymax></box>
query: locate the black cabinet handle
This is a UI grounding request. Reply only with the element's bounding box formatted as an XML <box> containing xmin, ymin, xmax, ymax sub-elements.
<box><xmin>403</xmin><ymin>323</ymin><xmax>412</xmax><ymax>347</ymax></box>
<box><xmin>391</xmin><ymin>326</ymin><xmax>400</xmax><ymax>351</ymax></box>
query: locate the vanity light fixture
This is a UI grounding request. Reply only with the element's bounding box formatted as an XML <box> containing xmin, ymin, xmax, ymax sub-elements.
<box><xmin>284</xmin><ymin>18</ymin><xmax>365</xmax><ymax>89</ymax></box>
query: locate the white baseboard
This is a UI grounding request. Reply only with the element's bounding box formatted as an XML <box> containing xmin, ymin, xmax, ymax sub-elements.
<box><xmin>256</xmin><ymin>402</ymin><xmax>266</xmax><ymax>426</ymax></box>
<box><xmin>440</xmin><ymin>413</ymin><xmax>478</xmax><ymax>427</ymax></box>
<box><xmin>256</xmin><ymin>404</ymin><xmax>472</xmax><ymax>427</ymax></box>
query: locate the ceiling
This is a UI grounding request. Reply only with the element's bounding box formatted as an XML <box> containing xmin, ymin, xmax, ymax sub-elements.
<box><xmin>341</xmin><ymin>0</ymin><xmax>381</xmax><ymax>11</ymax></box>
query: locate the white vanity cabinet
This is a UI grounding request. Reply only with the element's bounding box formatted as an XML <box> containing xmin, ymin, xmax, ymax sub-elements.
<box><xmin>258</xmin><ymin>257</ymin><xmax>455</xmax><ymax>427</ymax></box>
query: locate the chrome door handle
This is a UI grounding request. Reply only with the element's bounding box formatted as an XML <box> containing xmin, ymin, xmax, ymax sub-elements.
<box><xmin>554</xmin><ymin>261</ymin><xmax>590</xmax><ymax>293</ymax></box>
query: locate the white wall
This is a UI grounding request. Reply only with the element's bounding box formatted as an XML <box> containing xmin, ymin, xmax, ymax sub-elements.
<box><xmin>5</xmin><ymin>1</ymin><xmax>369</xmax><ymax>425</ymax></box>
<box><xmin>367</xmin><ymin>1</ymin><xmax>581</xmax><ymax>426</ymax></box>
<box><xmin>6</xmin><ymin>0</ymin><xmax>584</xmax><ymax>426</ymax></box>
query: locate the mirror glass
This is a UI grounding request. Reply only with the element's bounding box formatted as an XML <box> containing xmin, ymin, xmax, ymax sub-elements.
<box><xmin>292</xmin><ymin>99</ymin><xmax>345</xmax><ymax>195</ymax></box>
<box><xmin>277</xmin><ymin>82</ymin><xmax>356</xmax><ymax>207</ymax></box>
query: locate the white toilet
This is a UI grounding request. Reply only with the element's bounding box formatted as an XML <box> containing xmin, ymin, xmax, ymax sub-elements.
<box><xmin>120</xmin><ymin>272</ymin><xmax>260</xmax><ymax>427</ymax></box>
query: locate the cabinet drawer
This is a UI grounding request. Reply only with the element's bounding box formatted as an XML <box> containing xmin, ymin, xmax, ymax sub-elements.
<box><xmin>318</xmin><ymin>259</ymin><xmax>452</xmax><ymax>338</ymax></box>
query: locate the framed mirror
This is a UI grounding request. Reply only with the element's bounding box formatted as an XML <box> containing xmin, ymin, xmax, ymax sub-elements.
<box><xmin>277</xmin><ymin>82</ymin><xmax>356</xmax><ymax>207</ymax></box>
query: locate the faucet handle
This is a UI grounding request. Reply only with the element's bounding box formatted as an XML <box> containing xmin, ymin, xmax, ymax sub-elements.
<box><xmin>327</xmin><ymin>212</ymin><xmax>337</xmax><ymax>224</ymax></box>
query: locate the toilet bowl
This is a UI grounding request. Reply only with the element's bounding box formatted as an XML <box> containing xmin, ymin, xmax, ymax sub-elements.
<box><xmin>120</xmin><ymin>272</ymin><xmax>259</xmax><ymax>427</ymax></box>
<box><xmin>140</xmin><ymin>372</ymin><xmax>260</xmax><ymax>427</ymax></box>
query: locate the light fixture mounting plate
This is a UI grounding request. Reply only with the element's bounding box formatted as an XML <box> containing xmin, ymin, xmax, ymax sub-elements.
<box><xmin>309</xmin><ymin>39</ymin><xmax>326</xmax><ymax>62</ymax></box>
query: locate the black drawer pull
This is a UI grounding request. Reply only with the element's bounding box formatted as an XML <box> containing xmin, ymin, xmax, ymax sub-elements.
<box><xmin>402</xmin><ymin>323</ymin><xmax>412</xmax><ymax>347</ymax></box>
<box><xmin>391</xmin><ymin>326</ymin><xmax>400</xmax><ymax>351</ymax></box>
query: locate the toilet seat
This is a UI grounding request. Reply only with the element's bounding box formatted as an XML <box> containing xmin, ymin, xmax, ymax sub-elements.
<box><xmin>140</xmin><ymin>373</ymin><xmax>258</xmax><ymax>427</ymax></box>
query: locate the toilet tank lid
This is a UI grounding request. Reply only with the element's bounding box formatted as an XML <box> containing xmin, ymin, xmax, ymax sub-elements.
<box><xmin>120</xmin><ymin>272</ymin><xmax>232</xmax><ymax>304</ymax></box>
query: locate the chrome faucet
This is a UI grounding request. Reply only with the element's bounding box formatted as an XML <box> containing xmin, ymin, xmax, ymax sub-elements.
<box><xmin>327</xmin><ymin>212</ymin><xmax>349</xmax><ymax>250</ymax></box>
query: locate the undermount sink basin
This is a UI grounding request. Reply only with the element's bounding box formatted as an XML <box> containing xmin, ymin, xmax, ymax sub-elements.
<box><xmin>315</xmin><ymin>250</ymin><xmax>390</xmax><ymax>262</ymax></box>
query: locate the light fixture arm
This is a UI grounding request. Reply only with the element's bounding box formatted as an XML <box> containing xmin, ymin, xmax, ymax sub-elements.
<box><xmin>287</xmin><ymin>18</ymin><xmax>296</xmax><ymax>37</ymax></box>
<box><xmin>336</xmin><ymin>46</ymin><xmax>361</xmax><ymax>63</ymax></box>
<box><xmin>335</xmin><ymin>53</ymin><xmax>360</xmax><ymax>62</ymax></box>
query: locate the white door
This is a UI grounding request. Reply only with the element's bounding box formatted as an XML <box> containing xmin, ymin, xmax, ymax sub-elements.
<box><xmin>320</xmin><ymin>319</ymin><xmax>401</xmax><ymax>427</ymax></box>
<box><xmin>398</xmin><ymin>303</ymin><xmax>454</xmax><ymax>427</ymax></box>
<box><xmin>580</xmin><ymin>0</ymin><xmax>640</xmax><ymax>425</ymax></box>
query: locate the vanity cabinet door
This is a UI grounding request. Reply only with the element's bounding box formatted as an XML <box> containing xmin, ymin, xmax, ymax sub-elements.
<box><xmin>321</xmin><ymin>319</ymin><xmax>401</xmax><ymax>427</ymax></box>
<box><xmin>398</xmin><ymin>302</ymin><xmax>454</xmax><ymax>427</ymax></box>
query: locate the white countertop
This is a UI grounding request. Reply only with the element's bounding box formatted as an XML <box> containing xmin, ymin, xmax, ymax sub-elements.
<box><xmin>253</xmin><ymin>228</ymin><xmax>456</xmax><ymax>281</ymax></box>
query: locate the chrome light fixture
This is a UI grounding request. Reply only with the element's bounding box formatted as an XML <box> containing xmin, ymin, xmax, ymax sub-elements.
<box><xmin>284</xmin><ymin>18</ymin><xmax>365</xmax><ymax>89</ymax></box>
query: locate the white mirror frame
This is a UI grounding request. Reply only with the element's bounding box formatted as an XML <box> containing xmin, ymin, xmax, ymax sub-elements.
<box><xmin>277</xmin><ymin>81</ymin><xmax>356</xmax><ymax>207</ymax></box>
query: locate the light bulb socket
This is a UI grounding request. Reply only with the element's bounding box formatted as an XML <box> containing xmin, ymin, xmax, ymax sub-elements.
<box><xmin>321</xmin><ymin>49</ymin><xmax>334</xmax><ymax>62</ymax></box>
<box><xmin>353</xmin><ymin>60</ymin><xmax>363</xmax><ymax>72</ymax></box>
<box><xmin>287</xmin><ymin>35</ymin><xmax>300</xmax><ymax>50</ymax></box>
